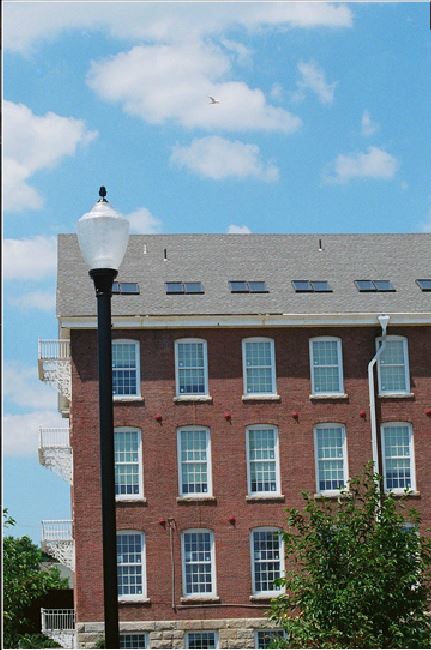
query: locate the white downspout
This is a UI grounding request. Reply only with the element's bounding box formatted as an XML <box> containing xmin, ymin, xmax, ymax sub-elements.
<box><xmin>368</xmin><ymin>313</ymin><xmax>390</xmax><ymax>474</ymax></box>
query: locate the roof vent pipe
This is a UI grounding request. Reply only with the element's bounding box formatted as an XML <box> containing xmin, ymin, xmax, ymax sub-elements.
<box><xmin>368</xmin><ymin>313</ymin><xmax>390</xmax><ymax>477</ymax></box>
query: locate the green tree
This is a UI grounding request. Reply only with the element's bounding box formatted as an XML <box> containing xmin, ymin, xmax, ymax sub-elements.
<box><xmin>3</xmin><ymin>510</ymin><xmax>67</xmax><ymax>649</ymax></box>
<box><xmin>269</xmin><ymin>465</ymin><xmax>431</xmax><ymax>648</ymax></box>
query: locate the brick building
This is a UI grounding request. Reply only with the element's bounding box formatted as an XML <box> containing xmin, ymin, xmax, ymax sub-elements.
<box><xmin>38</xmin><ymin>233</ymin><xmax>431</xmax><ymax>649</ymax></box>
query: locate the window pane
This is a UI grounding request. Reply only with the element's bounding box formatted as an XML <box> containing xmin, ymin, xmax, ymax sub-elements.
<box><xmin>379</xmin><ymin>340</ymin><xmax>407</xmax><ymax>392</ymax></box>
<box><xmin>115</xmin><ymin>429</ymin><xmax>140</xmax><ymax>495</ymax></box>
<box><xmin>180</xmin><ymin>429</ymin><xmax>209</xmax><ymax>495</ymax></box>
<box><xmin>257</xmin><ymin>631</ymin><xmax>285</xmax><ymax>649</ymax></box>
<box><xmin>120</xmin><ymin>634</ymin><xmax>146</xmax><ymax>648</ymax></box>
<box><xmin>312</xmin><ymin>340</ymin><xmax>341</xmax><ymax>393</ymax></box>
<box><xmin>416</xmin><ymin>279</ymin><xmax>431</xmax><ymax>291</ymax></box>
<box><xmin>177</xmin><ymin>342</ymin><xmax>206</xmax><ymax>394</ymax></box>
<box><xmin>355</xmin><ymin>280</ymin><xmax>375</xmax><ymax>291</ymax></box>
<box><xmin>249</xmin><ymin>281</ymin><xmax>267</xmax><ymax>292</ymax></box>
<box><xmin>374</xmin><ymin>280</ymin><xmax>394</xmax><ymax>291</ymax></box>
<box><xmin>112</xmin><ymin>343</ymin><xmax>137</xmax><ymax>396</ymax></box>
<box><xmin>316</xmin><ymin>426</ymin><xmax>345</xmax><ymax>491</ymax></box>
<box><xmin>292</xmin><ymin>280</ymin><xmax>312</xmax><ymax>292</ymax></box>
<box><xmin>384</xmin><ymin>425</ymin><xmax>412</xmax><ymax>490</ymax></box>
<box><xmin>252</xmin><ymin>530</ymin><xmax>282</xmax><ymax>593</ymax></box>
<box><xmin>166</xmin><ymin>282</ymin><xmax>184</xmax><ymax>294</ymax></box>
<box><xmin>229</xmin><ymin>281</ymin><xmax>248</xmax><ymax>292</ymax></box>
<box><xmin>245</xmin><ymin>341</ymin><xmax>274</xmax><ymax>394</ymax></box>
<box><xmin>311</xmin><ymin>281</ymin><xmax>331</xmax><ymax>292</ymax></box>
<box><xmin>248</xmin><ymin>428</ymin><xmax>277</xmax><ymax>493</ymax></box>
<box><xmin>183</xmin><ymin>531</ymin><xmax>213</xmax><ymax>595</ymax></box>
<box><xmin>187</xmin><ymin>632</ymin><xmax>217</xmax><ymax>649</ymax></box>
<box><xmin>117</xmin><ymin>533</ymin><xmax>143</xmax><ymax>597</ymax></box>
<box><xmin>185</xmin><ymin>282</ymin><xmax>204</xmax><ymax>294</ymax></box>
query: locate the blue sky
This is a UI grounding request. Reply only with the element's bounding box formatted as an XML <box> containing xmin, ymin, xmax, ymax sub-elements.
<box><xmin>3</xmin><ymin>1</ymin><xmax>431</xmax><ymax>542</ymax></box>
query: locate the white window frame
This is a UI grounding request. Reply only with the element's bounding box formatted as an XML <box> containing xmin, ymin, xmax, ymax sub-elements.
<box><xmin>246</xmin><ymin>425</ymin><xmax>281</xmax><ymax>497</ymax></box>
<box><xmin>114</xmin><ymin>427</ymin><xmax>143</xmax><ymax>501</ymax></box>
<box><xmin>185</xmin><ymin>631</ymin><xmax>219</xmax><ymax>649</ymax></box>
<box><xmin>116</xmin><ymin>531</ymin><xmax>146</xmax><ymax>601</ymax></box>
<box><xmin>314</xmin><ymin>423</ymin><xmax>348</xmax><ymax>496</ymax></box>
<box><xmin>309</xmin><ymin>337</ymin><xmax>344</xmax><ymax>396</ymax></box>
<box><xmin>381</xmin><ymin>422</ymin><xmax>416</xmax><ymax>494</ymax></box>
<box><xmin>112</xmin><ymin>339</ymin><xmax>141</xmax><ymax>399</ymax></box>
<box><xmin>177</xmin><ymin>426</ymin><xmax>212</xmax><ymax>497</ymax></box>
<box><xmin>376</xmin><ymin>335</ymin><xmax>410</xmax><ymax>395</ymax></box>
<box><xmin>250</xmin><ymin>527</ymin><xmax>284</xmax><ymax>597</ymax></box>
<box><xmin>175</xmin><ymin>338</ymin><xmax>209</xmax><ymax>397</ymax></box>
<box><xmin>119</xmin><ymin>633</ymin><xmax>148</xmax><ymax>649</ymax></box>
<box><xmin>254</xmin><ymin>629</ymin><xmax>287</xmax><ymax>649</ymax></box>
<box><xmin>242</xmin><ymin>337</ymin><xmax>277</xmax><ymax>398</ymax></box>
<box><xmin>181</xmin><ymin>528</ymin><xmax>217</xmax><ymax>598</ymax></box>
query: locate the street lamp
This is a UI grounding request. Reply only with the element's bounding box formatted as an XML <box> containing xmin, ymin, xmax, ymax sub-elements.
<box><xmin>77</xmin><ymin>187</ymin><xmax>129</xmax><ymax>649</ymax></box>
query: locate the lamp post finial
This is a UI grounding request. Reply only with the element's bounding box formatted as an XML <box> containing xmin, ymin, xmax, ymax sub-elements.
<box><xmin>98</xmin><ymin>186</ymin><xmax>108</xmax><ymax>202</ymax></box>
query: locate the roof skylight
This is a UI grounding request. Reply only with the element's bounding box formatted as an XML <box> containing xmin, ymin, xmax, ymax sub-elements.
<box><xmin>416</xmin><ymin>279</ymin><xmax>431</xmax><ymax>291</ymax></box>
<box><xmin>355</xmin><ymin>280</ymin><xmax>395</xmax><ymax>292</ymax></box>
<box><xmin>165</xmin><ymin>281</ymin><xmax>204</xmax><ymax>295</ymax></box>
<box><xmin>112</xmin><ymin>282</ymin><xmax>140</xmax><ymax>295</ymax></box>
<box><xmin>292</xmin><ymin>280</ymin><xmax>332</xmax><ymax>293</ymax></box>
<box><xmin>229</xmin><ymin>280</ymin><xmax>268</xmax><ymax>293</ymax></box>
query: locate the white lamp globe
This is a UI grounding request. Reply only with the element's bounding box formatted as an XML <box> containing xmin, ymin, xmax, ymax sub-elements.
<box><xmin>77</xmin><ymin>195</ymin><xmax>129</xmax><ymax>271</ymax></box>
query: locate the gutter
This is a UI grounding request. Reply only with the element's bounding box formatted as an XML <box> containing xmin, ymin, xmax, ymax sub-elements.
<box><xmin>368</xmin><ymin>314</ymin><xmax>390</xmax><ymax>475</ymax></box>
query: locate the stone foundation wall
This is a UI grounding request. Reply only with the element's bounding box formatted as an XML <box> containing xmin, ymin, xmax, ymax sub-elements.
<box><xmin>76</xmin><ymin>617</ymin><xmax>281</xmax><ymax>648</ymax></box>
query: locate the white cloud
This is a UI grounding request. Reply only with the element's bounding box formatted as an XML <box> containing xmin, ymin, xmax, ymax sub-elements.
<box><xmin>294</xmin><ymin>61</ymin><xmax>337</xmax><ymax>105</ymax></box>
<box><xmin>3</xmin><ymin>100</ymin><xmax>97</xmax><ymax>212</ymax></box>
<box><xmin>3</xmin><ymin>236</ymin><xmax>57</xmax><ymax>280</ymax></box>
<box><xmin>324</xmin><ymin>146</ymin><xmax>399</xmax><ymax>184</ymax></box>
<box><xmin>4</xmin><ymin>3</ymin><xmax>352</xmax><ymax>53</ymax></box>
<box><xmin>87</xmin><ymin>43</ymin><xmax>301</xmax><ymax>133</ymax></box>
<box><xmin>270</xmin><ymin>83</ymin><xmax>284</xmax><ymax>102</ymax></box>
<box><xmin>171</xmin><ymin>136</ymin><xmax>279</xmax><ymax>182</ymax></box>
<box><xmin>4</xmin><ymin>363</ymin><xmax>58</xmax><ymax>411</ymax></box>
<box><xmin>361</xmin><ymin>110</ymin><xmax>379</xmax><ymax>136</ymax></box>
<box><xmin>3</xmin><ymin>410</ymin><xmax>64</xmax><ymax>456</ymax></box>
<box><xmin>227</xmin><ymin>224</ymin><xmax>252</xmax><ymax>234</ymax></box>
<box><xmin>9</xmin><ymin>290</ymin><xmax>56</xmax><ymax>312</ymax></box>
<box><xmin>127</xmin><ymin>208</ymin><xmax>163</xmax><ymax>234</ymax></box>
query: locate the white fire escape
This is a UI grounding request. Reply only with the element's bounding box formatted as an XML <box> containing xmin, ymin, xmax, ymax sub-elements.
<box><xmin>41</xmin><ymin>520</ymin><xmax>75</xmax><ymax>571</ymax></box>
<box><xmin>42</xmin><ymin>608</ymin><xmax>75</xmax><ymax>649</ymax></box>
<box><xmin>38</xmin><ymin>339</ymin><xmax>71</xmax><ymax>412</ymax></box>
<box><xmin>39</xmin><ymin>427</ymin><xmax>73</xmax><ymax>483</ymax></box>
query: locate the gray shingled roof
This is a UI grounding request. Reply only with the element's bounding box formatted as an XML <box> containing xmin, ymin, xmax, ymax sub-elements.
<box><xmin>57</xmin><ymin>233</ymin><xmax>431</xmax><ymax>317</ymax></box>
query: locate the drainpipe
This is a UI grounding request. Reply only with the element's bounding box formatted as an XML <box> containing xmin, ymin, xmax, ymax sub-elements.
<box><xmin>168</xmin><ymin>518</ymin><xmax>176</xmax><ymax>611</ymax></box>
<box><xmin>368</xmin><ymin>313</ymin><xmax>390</xmax><ymax>475</ymax></box>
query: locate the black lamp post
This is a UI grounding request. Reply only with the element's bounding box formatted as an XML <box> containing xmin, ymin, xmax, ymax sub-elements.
<box><xmin>77</xmin><ymin>188</ymin><xmax>129</xmax><ymax>649</ymax></box>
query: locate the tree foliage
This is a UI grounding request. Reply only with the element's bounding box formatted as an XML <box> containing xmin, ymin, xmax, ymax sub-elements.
<box><xmin>269</xmin><ymin>465</ymin><xmax>431</xmax><ymax>648</ymax></box>
<box><xmin>3</xmin><ymin>510</ymin><xmax>67</xmax><ymax>649</ymax></box>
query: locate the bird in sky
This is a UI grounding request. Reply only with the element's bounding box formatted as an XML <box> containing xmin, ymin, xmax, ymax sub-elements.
<box><xmin>208</xmin><ymin>96</ymin><xmax>220</xmax><ymax>104</ymax></box>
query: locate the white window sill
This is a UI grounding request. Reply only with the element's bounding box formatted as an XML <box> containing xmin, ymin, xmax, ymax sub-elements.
<box><xmin>174</xmin><ymin>395</ymin><xmax>212</xmax><ymax>403</ymax></box>
<box><xmin>118</xmin><ymin>597</ymin><xmax>151</xmax><ymax>605</ymax></box>
<box><xmin>387</xmin><ymin>489</ymin><xmax>420</xmax><ymax>497</ymax></box>
<box><xmin>242</xmin><ymin>394</ymin><xmax>281</xmax><ymax>402</ymax></box>
<box><xmin>176</xmin><ymin>496</ymin><xmax>217</xmax><ymax>503</ymax></box>
<box><xmin>113</xmin><ymin>396</ymin><xmax>144</xmax><ymax>402</ymax></box>
<box><xmin>309</xmin><ymin>393</ymin><xmax>348</xmax><ymax>400</ymax></box>
<box><xmin>246</xmin><ymin>495</ymin><xmax>285</xmax><ymax>502</ymax></box>
<box><xmin>116</xmin><ymin>497</ymin><xmax>147</xmax><ymax>504</ymax></box>
<box><xmin>180</xmin><ymin>596</ymin><xmax>220</xmax><ymax>604</ymax></box>
<box><xmin>378</xmin><ymin>392</ymin><xmax>414</xmax><ymax>399</ymax></box>
<box><xmin>314</xmin><ymin>491</ymin><xmax>348</xmax><ymax>499</ymax></box>
<box><xmin>249</xmin><ymin>594</ymin><xmax>279</xmax><ymax>601</ymax></box>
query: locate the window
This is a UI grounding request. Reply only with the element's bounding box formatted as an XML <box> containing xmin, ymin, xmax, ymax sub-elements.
<box><xmin>377</xmin><ymin>336</ymin><xmax>410</xmax><ymax>394</ymax></box>
<box><xmin>242</xmin><ymin>338</ymin><xmax>277</xmax><ymax>397</ymax></box>
<box><xmin>355</xmin><ymin>279</ymin><xmax>395</xmax><ymax>291</ymax></box>
<box><xmin>251</xmin><ymin>528</ymin><xmax>283</xmax><ymax>596</ymax></box>
<box><xmin>292</xmin><ymin>280</ymin><xmax>332</xmax><ymax>292</ymax></box>
<box><xmin>181</xmin><ymin>529</ymin><xmax>216</xmax><ymax>597</ymax></box>
<box><xmin>309</xmin><ymin>338</ymin><xmax>344</xmax><ymax>395</ymax></box>
<box><xmin>177</xmin><ymin>427</ymin><xmax>212</xmax><ymax>497</ymax></box>
<box><xmin>120</xmin><ymin>634</ymin><xmax>147</xmax><ymax>648</ymax></box>
<box><xmin>381</xmin><ymin>423</ymin><xmax>415</xmax><ymax>493</ymax></box>
<box><xmin>115</xmin><ymin>428</ymin><xmax>142</xmax><ymax>498</ymax></box>
<box><xmin>175</xmin><ymin>339</ymin><xmax>208</xmax><ymax>396</ymax></box>
<box><xmin>112</xmin><ymin>340</ymin><xmax>140</xmax><ymax>398</ymax></box>
<box><xmin>229</xmin><ymin>280</ymin><xmax>268</xmax><ymax>293</ymax></box>
<box><xmin>416</xmin><ymin>279</ymin><xmax>431</xmax><ymax>291</ymax></box>
<box><xmin>185</xmin><ymin>631</ymin><xmax>218</xmax><ymax>649</ymax></box>
<box><xmin>165</xmin><ymin>281</ymin><xmax>204</xmax><ymax>294</ymax></box>
<box><xmin>314</xmin><ymin>424</ymin><xmax>348</xmax><ymax>495</ymax></box>
<box><xmin>117</xmin><ymin>532</ymin><xmax>146</xmax><ymax>600</ymax></box>
<box><xmin>255</xmin><ymin>630</ymin><xmax>287</xmax><ymax>649</ymax></box>
<box><xmin>112</xmin><ymin>282</ymin><xmax>140</xmax><ymax>295</ymax></box>
<box><xmin>247</xmin><ymin>426</ymin><xmax>280</xmax><ymax>496</ymax></box>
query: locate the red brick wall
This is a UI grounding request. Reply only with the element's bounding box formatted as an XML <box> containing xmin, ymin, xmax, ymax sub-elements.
<box><xmin>70</xmin><ymin>326</ymin><xmax>431</xmax><ymax>623</ymax></box>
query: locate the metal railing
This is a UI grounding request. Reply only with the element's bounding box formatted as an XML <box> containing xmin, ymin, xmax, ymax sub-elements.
<box><xmin>38</xmin><ymin>339</ymin><xmax>70</xmax><ymax>360</ymax></box>
<box><xmin>42</xmin><ymin>608</ymin><xmax>75</xmax><ymax>632</ymax></box>
<box><xmin>39</xmin><ymin>427</ymin><xmax>70</xmax><ymax>449</ymax></box>
<box><xmin>42</xmin><ymin>520</ymin><xmax>73</xmax><ymax>541</ymax></box>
